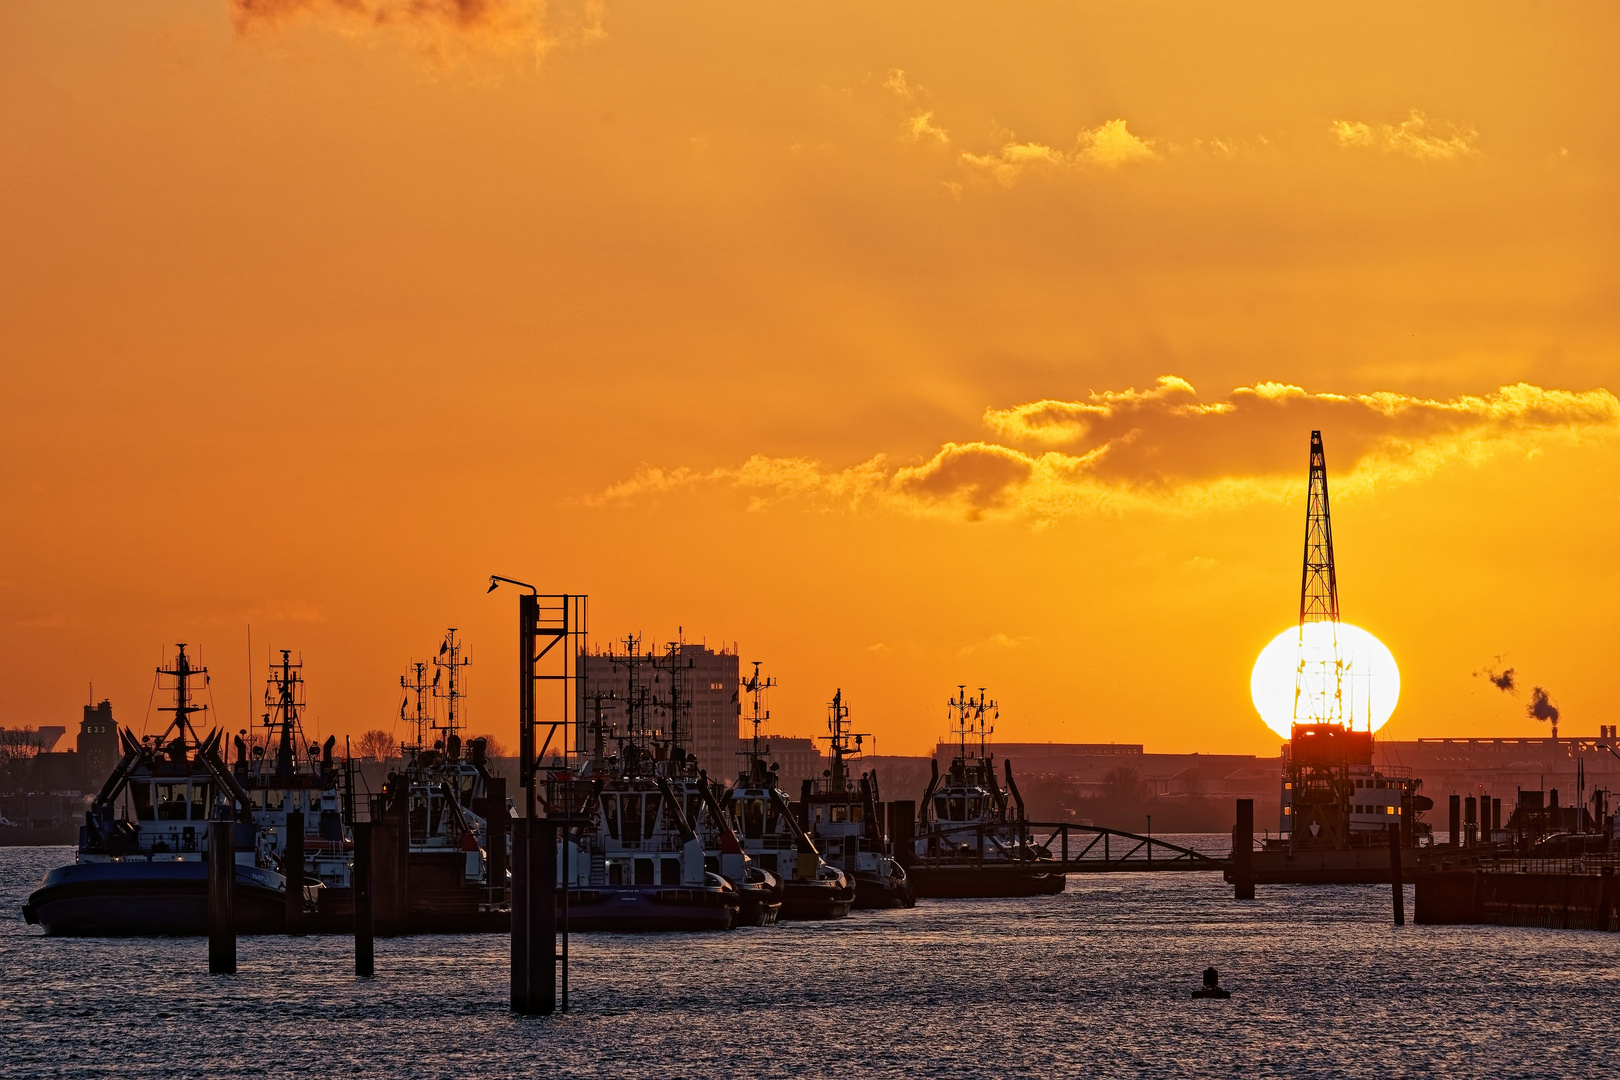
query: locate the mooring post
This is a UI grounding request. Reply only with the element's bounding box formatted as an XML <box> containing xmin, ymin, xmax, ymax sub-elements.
<box><xmin>538</xmin><ymin>818</ymin><xmax>558</xmax><ymax>1016</ymax></box>
<box><xmin>353</xmin><ymin>821</ymin><xmax>374</xmax><ymax>977</ymax></box>
<box><xmin>1233</xmin><ymin>799</ymin><xmax>1255</xmax><ymax>900</ymax></box>
<box><xmin>284</xmin><ymin>809</ymin><xmax>305</xmax><ymax>936</ymax></box>
<box><xmin>208</xmin><ymin>820</ymin><xmax>236</xmax><ymax>974</ymax></box>
<box><xmin>511</xmin><ymin>816</ymin><xmax>531</xmax><ymax>1013</ymax></box>
<box><xmin>1388</xmin><ymin>822</ymin><xmax>1405</xmax><ymax>926</ymax></box>
<box><xmin>1449</xmin><ymin>794</ymin><xmax>1461</xmax><ymax>847</ymax></box>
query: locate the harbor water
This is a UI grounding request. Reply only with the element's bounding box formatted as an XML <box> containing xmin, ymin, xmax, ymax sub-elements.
<box><xmin>3</xmin><ymin>842</ymin><xmax>1617</xmax><ymax>1079</ymax></box>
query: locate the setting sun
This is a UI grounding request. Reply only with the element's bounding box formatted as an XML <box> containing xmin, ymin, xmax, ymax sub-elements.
<box><xmin>1250</xmin><ymin>622</ymin><xmax>1401</xmax><ymax>741</ymax></box>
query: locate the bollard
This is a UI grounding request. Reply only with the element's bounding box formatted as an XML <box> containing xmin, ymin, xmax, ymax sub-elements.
<box><xmin>1233</xmin><ymin>799</ymin><xmax>1255</xmax><ymax>900</ymax></box>
<box><xmin>1388</xmin><ymin>822</ymin><xmax>1405</xmax><ymax>926</ymax></box>
<box><xmin>284</xmin><ymin>809</ymin><xmax>305</xmax><ymax>935</ymax></box>
<box><xmin>353</xmin><ymin>821</ymin><xmax>375</xmax><ymax>977</ymax></box>
<box><xmin>208</xmin><ymin>820</ymin><xmax>236</xmax><ymax>974</ymax></box>
<box><xmin>1448</xmin><ymin>794</ymin><xmax>1461</xmax><ymax>848</ymax></box>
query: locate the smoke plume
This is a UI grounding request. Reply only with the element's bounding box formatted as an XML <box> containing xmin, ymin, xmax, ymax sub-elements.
<box><xmin>1526</xmin><ymin>686</ymin><xmax>1560</xmax><ymax>728</ymax></box>
<box><xmin>1476</xmin><ymin>660</ymin><xmax>1516</xmax><ymax>693</ymax></box>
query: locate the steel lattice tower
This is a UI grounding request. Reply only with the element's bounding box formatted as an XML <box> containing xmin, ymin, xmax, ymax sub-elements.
<box><xmin>1294</xmin><ymin>430</ymin><xmax>1344</xmax><ymax>725</ymax></box>
<box><xmin>1298</xmin><ymin>430</ymin><xmax>1339</xmax><ymax>625</ymax></box>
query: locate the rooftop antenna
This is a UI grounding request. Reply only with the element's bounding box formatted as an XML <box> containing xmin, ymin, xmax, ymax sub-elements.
<box><xmin>1295</xmin><ymin>430</ymin><xmax>1345</xmax><ymax>727</ymax></box>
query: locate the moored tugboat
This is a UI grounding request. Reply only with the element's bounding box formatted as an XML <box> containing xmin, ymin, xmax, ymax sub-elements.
<box><xmin>906</xmin><ymin>687</ymin><xmax>1064</xmax><ymax>899</ymax></box>
<box><xmin>722</xmin><ymin>664</ymin><xmax>855</xmax><ymax>919</ymax></box>
<box><xmin>797</xmin><ymin>689</ymin><xmax>913</xmax><ymax>910</ymax></box>
<box><xmin>552</xmin><ymin>639</ymin><xmax>740</xmax><ymax>931</ymax></box>
<box><xmin>367</xmin><ymin>631</ymin><xmax>508</xmax><ymax>933</ymax></box>
<box><xmin>23</xmin><ymin>645</ymin><xmax>287</xmax><ymax>936</ymax></box>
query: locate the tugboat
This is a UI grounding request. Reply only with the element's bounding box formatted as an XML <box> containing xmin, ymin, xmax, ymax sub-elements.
<box><xmin>23</xmin><ymin>645</ymin><xmax>287</xmax><ymax>935</ymax></box>
<box><xmin>367</xmin><ymin>631</ymin><xmax>509</xmax><ymax>932</ymax></box>
<box><xmin>796</xmin><ymin>688</ymin><xmax>913</xmax><ymax>909</ymax></box>
<box><xmin>231</xmin><ymin>649</ymin><xmax>353</xmax><ymax>927</ymax></box>
<box><xmin>721</xmin><ymin>664</ymin><xmax>857</xmax><ymax>919</ymax></box>
<box><xmin>906</xmin><ymin>687</ymin><xmax>1064</xmax><ymax>898</ymax></box>
<box><xmin>550</xmin><ymin>638</ymin><xmax>741</xmax><ymax>931</ymax></box>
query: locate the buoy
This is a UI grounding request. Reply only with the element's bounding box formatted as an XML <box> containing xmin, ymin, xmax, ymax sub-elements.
<box><xmin>1191</xmin><ymin>966</ymin><xmax>1231</xmax><ymax>999</ymax></box>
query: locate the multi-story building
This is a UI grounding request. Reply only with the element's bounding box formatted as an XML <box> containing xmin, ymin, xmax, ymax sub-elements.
<box><xmin>576</xmin><ymin>642</ymin><xmax>742</xmax><ymax>775</ymax></box>
<box><xmin>78</xmin><ymin>700</ymin><xmax>120</xmax><ymax>783</ymax></box>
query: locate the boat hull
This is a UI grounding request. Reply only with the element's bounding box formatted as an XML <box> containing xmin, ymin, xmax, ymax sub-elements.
<box><xmin>906</xmin><ymin>862</ymin><xmax>1066</xmax><ymax>899</ymax></box>
<box><xmin>853</xmin><ymin>861</ymin><xmax>916</xmax><ymax>909</ymax></box>
<box><xmin>778</xmin><ymin>879</ymin><xmax>855</xmax><ymax>920</ymax></box>
<box><xmin>23</xmin><ymin>860</ymin><xmax>288</xmax><ymax>937</ymax></box>
<box><xmin>561</xmin><ymin>886</ymin><xmax>737</xmax><ymax>932</ymax></box>
<box><xmin>1237</xmin><ymin>845</ymin><xmax>1421</xmax><ymax>885</ymax></box>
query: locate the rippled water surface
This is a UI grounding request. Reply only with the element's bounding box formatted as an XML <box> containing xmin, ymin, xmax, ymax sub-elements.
<box><xmin>4</xmin><ymin>842</ymin><xmax>1617</xmax><ymax>1078</ymax></box>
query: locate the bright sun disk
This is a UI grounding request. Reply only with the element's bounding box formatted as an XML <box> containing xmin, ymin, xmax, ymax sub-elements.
<box><xmin>1250</xmin><ymin>622</ymin><xmax>1401</xmax><ymax>741</ymax></box>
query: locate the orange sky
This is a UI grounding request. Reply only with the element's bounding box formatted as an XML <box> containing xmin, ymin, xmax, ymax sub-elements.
<box><xmin>2</xmin><ymin>1</ymin><xmax>1617</xmax><ymax>758</ymax></box>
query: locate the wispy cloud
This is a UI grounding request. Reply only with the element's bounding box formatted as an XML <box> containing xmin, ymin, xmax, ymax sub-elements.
<box><xmin>957</xmin><ymin>632</ymin><xmax>1032</xmax><ymax>657</ymax></box>
<box><xmin>905</xmin><ymin>111</ymin><xmax>950</xmax><ymax>145</ymax></box>
<box><xmin>1332</xmin><ymin>109</ymin><xmax>1478</xmax><ymax>160</ymax></box>
<box><xmin>230</xmin><ymin>0</ymin><xmax>605</xmax><ymax>67</ymax></box>
<box><xmin>960</xmin><ymin>119</ymin><xmax>1158</xmax><ymax>185</ymax></box>
<box><xmin>587</xmin><ymin>378</ymin><xmax>1619</xmax><ymax>523</ymax></box>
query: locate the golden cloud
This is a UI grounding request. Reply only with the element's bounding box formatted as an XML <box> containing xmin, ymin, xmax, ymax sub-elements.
<box><xmin>1332</xmin><ymin>110</ymin><xmax>1478</xmax><ymax>160</ymax></box>
<box><xmin>960</xmin><ymin>119</ymin><xmax>1158</xmax><ymax>185</ymax></box>
<box><xmin>230</xmin><ymin>0</ymin><xmax>604</xmax><ymax>65</ymax></box>
<box><xmin>588</xmin><ymin>379</ymin><xmax>1619</xmax><ymax>522</ymax></box>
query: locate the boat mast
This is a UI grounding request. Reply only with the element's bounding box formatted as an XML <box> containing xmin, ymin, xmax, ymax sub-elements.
<box><xmin>264</xmin><ymin>649</ymin><xmax>305</xmax><ymax>778</ymax></box>
<box><xmin>156</xmin><ymin>644</ymin><xmax>208</xmax><ymax>756</ymax></box>
<box><xmin>432</xmin><ymin>628</ymin><xmax>470</xmax><ymax>746</ymax></box>
<box><xmin>741</xmin><ymin>661</ymin><xmax>776</xmax><ymax>778</ymax></box>
<box><xmin>400</xmin><ymin>661</ymin><xmax>431</xmax><ymax>750</ymax></box>
<box><xmin>820</xmin><ymin>689</ymin><xmax>871</xmax><ymax>793</ymax></box>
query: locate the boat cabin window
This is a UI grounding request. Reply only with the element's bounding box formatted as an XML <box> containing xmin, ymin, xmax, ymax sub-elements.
<box><xmin>133</xmin><ymin>783</ymin><xmax>155</xmax><ymax>820</ymax></box>
<box><xmin>643</xmin><ymin>794</ymin><xmax>661</xmax><ymax>838</ymax></box>
<box><xmin>190</xmin><ymin>783</ymin><xmax>210</xmax><ymax>821</ymax></box>
<box><xmin>742</xmin><ymin>799</ymin><xmax>765</xmax><ymax>839</ymax></box>
<box><xmin>603</xmin><ymin>795</ymin><xmax>620</xmax><ymax>839</ymax></box>
<box><xmin>934</xmin><ymin>795</ymin><xmax>949</xmax><ymax>821</ymax></box>
<box><xmin>634</xmin><ymin>858</ymin><xmax>654</xmax><ymax>885</ymax></box>
<box><xmin>765</xmin><ymin>801</ymin><xmax>781</xmax><ymax>834</ymax></box>
<box><xmin>156</xmin><ymin>783</ymin><xmax>189</xmax><ymax>821</ymax></box>
<box><xmin>968</xmin><ymin>797</ymin><xmax>983</xmax><ymax>819</ymax></box>
<box><xmin>660</xmin><ymin>858</ymin><xmax>680</xmax><ymax>885</ymax></box>
<box><xmin>948</xmin><ymin>796</ymin><xmax>965</xmax><ymax>821</ymax></box>
<box><xmin>850</xmin><ymin>804</ymin><xmax>863</xmax><ymax>823</ymax></box>
<box><xmin>685</xmin><ymin>794</ymin><xmax>702</xmax><ymax>827</ymax></box>
<box><xmin>831</xmin><ymin>804</ymin><xmax>848</xmax><ymax>823</ymax></box>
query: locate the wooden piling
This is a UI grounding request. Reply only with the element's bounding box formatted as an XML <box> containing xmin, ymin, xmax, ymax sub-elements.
<box><xmin>483</xmin><ymin>777</ymin><xmax>508</xmax><ymax>898</ymax></box>
<box><xmin>353</xmin><ymin>821</ymin><xmax>375</xmax><ymax>977</ymax></box>
<box><xmin>887</xmin><ymin>801</ymin><xmax>915</xmax><ymax>866</ymax></box>
<box><xmin>284</xmin><ymin>809</ymin><xmax>305</xmax><ymax>936</ymax></box>
<box><xmin>1388</xmin><ymin>822</ymin><xmax>1405</xmax><ymax>926</ymax></box>
<box><xmin>207</xmin><ymin>820</ymin><xmax>236</xmax><ymax>974</ymax></box>
<box><xmin>1233</xmin><ymin>799</ymin><xmax>1255</xmax><ymax>900</ymax></box>
<box><xmin>1449</xmin><ymin>794</ymin><xmax>1461</xmax><ymax>847</ymax></box>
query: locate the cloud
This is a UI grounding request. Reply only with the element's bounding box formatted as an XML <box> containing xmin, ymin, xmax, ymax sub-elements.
<box><xmin>229</xmin><ymin>0</ymin><xmax>604</xmax><ymax>66</ymax></box>
<box><xmin>957</xmin><ymin>632</ymin><xmax>1032</xmax><ymax>657</ymax></box>
<box><xmin>1332</xmin><ymin>110</ymin><xmax>1478</xmax><ymax>160</ymax></box>
<box><xmin>587</xmin><ymin>378</ymin><xmax>1619</xmax><ymax>523</ymax></box>
<box><xmin>884</xmin><ymin>68</ymin><xmax>914</xmax><ymax>101</ymax></box>
<box><xmin>905</xmin><ymin>111</ymin><xmax>950</xmax><ymax>145</ymax></box>
<box><xmin>961</xmin><ymin>119</ymin><xmax>1158</xmax><ymax>185</ymax></box>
